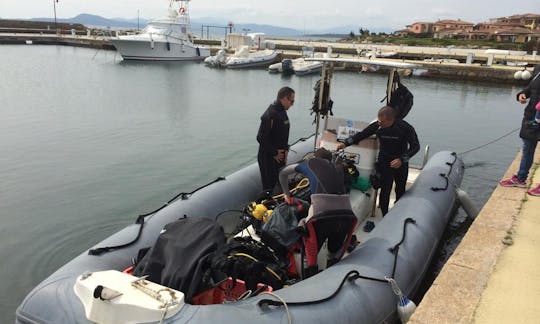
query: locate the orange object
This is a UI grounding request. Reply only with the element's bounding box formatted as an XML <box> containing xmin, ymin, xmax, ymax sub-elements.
<box><xmin>192</xmin><ymin>278</ymin><xmax>272</xmax><ymax>305</ymax></box>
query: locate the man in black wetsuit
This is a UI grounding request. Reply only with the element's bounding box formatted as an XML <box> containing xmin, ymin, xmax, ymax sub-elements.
<box><xmin>338</xmin><ymin>106</ymin><xmax>419</xmax><ymax>216</ymax></box>
<box><xmin>257</xmin><ymin>86</ymin><xmax>295</xmax><ymax>193</ymax></box>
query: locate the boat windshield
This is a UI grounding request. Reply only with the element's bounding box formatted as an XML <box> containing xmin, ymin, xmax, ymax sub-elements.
<box><xmin>142</xmin><ymin>22</ymin><xmax>188</xmax><ymax>36</ymax></box>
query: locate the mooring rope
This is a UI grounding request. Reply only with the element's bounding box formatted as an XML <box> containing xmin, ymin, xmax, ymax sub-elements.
<box><xmin>458</xmin><ymin>127</ymin><xmax>520</xmax><ymax>156</ymax></box>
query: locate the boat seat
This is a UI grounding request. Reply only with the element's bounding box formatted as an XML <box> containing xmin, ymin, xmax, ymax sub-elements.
<box><xmin>300</xmin><ymin>194</ymin><xmax>357</xmax><ymax>278</ymax></box>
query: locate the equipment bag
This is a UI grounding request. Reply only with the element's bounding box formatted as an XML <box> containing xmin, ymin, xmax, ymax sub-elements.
<box><xmin>201</xmin><ymin>237</ymin><xmax>289</xmax><ymax>292</ymax></box>
<box><xmin>260</xmin><ymin>199</ymin><xmax>309</xmax><ymax>256</ymax></box>
<box><xmin>133</xmin><ymin>216</ymin><xmax>226</xmax><ymax>302</ymax></box>
<box><xmin>389</xmin><ymin>82</ymin><xmax>414</xmax><ymax>120</ymax></box>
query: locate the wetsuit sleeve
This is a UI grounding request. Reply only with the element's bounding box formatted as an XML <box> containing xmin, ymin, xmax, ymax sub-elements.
<box><xmin>344</xmin><ymin>121</ymin><xmax>378</xmax><ymax>146</ymax></box>
<box><xmin>517</xmin><ymin>66</ymin><xmax>540</xmax><ymax>100</ymax></box>
<box><xmin>402</xmin><ymin>124</ymin><xmax>420</xmax><ymax>163</ymax></box>
<box><xmin>278</xmin><ymin>163</ymin><xmax>299</xmax><ymax>196</ymax></box>
<box><xmin>256</xmin><ymin>114</ymin><xmax>278</xmax><ymax>156</ymax></box>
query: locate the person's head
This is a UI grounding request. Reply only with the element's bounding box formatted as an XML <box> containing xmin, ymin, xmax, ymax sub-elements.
<box><xmin>277</xmin><ymin>87</ymin><xmax>295</xmax><ymax>110</ymax></box>
<box><xmin>314</xmin><ymin>147</ymin><xmax>332</xmax><ymax>161</ymax></box>
<box><xmin>377</xmin><ymin>106</ymin><xmax>396</xmax><ymax>128</ymax></box>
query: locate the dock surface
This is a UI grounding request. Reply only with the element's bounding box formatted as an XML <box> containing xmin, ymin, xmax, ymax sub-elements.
<box><xmin>410</xmin><ymin>146</ymin><xmax>540</xmax><ymax>323</ymax></box>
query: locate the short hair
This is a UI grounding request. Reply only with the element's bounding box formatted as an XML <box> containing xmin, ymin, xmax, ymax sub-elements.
<box><xmin>314</xmin><ymin>147</ymin><xmax>332</xmax><ymax>161</ymax></box>
<box><xmin>277</xmin><ymin>86</ymin><xmax>295</xmax><ymax>100</ymax></box>
<box><xmin>377</xmin><ymin>106</ymin><xmax>397</xmax><ymax>120</ymax></box>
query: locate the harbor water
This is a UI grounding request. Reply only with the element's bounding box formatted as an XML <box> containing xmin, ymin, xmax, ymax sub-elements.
<box><xmin>0</xmin><ymin>45</ymin><xmax>526</xmax><ymax>323</ymax></box>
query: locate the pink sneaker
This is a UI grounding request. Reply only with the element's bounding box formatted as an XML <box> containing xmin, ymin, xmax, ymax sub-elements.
<box><xmin>527</xmin><ymin>184</ymin><xmax>540</xmax><ymax>196</ymax></box>
<box><xmin>499</xmin><ymin>175</ymin><xmax>527</xmax><ymax>188</ymax></box>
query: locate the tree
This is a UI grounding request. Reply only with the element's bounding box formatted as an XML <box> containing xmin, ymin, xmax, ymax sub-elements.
<box><xmin>349</xmin><ymin>31</ymin><xmax>356</xmax><ymax>39</ymax></box>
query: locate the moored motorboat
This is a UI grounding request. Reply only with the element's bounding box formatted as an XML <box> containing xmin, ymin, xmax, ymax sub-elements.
<box><xmin>110</xmin><ymin>0</ymin><xmax>210</xmax><ymax>61</ymax></box>
<box><xmin>268</xmin><ymin>47</ymin><xmax>325</xmax><ymax>76</ymax></box>
<box><xmin>16</xmin><ymin>59</ymin><xmax>472</xmax><ymax>324</ymax></box>
<box><xmin>205</xmin><ymin>46</ymin><xmax>278</xmax><ymax>69</ymax></box>
<box><xmin>224</xmin><ymin>46</ymin><xmax>279</xmax><ymax>69</ymax></box>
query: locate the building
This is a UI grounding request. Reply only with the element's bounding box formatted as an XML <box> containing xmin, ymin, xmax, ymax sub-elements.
<box><xmin>402</xmin><ymin>14</ymin><xmax>540</xmax><ymax>43</ymax></box>
<box><xmin>407</xmin><ymin>22</ymin><xmax>433</xmax><ymax>34</ymax></box>
<box><xmin>432</xmin><ymin>19</ymin><xmax>474</xmax><ymax>33</ymax></box>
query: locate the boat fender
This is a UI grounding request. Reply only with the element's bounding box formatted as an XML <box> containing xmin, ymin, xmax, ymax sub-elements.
<box><xmin>196</xmin><ymin>47</ymin><xmax>200</xmax><ymax>56</ymax></box>
<box><xmin>166</xmin><ymin>42</ymin><xmax>171</xmax><ymax>51</ymax></box>
<box><xmin>150</xmin><ymin>38</ymin><xmax>154</xmax><ymax>50</ymax></box>
<box><xmin>386</xmin><ymin>277</ymin><xmax>416</xmax><ymax>323</ymax></box>
<box><xmin>93</xmin><ymin>285</ymin><xmax>122</xmax><ymax>301</ymax></box>
<box><xmin>514</xmin><ymin>70</ymin><xmax>523</xmax><ymax>80</ymax></box>
<box><xmin>456</xmin><ymin>187</ymin><xmax>478</xmax><ymax>219</ymax></box>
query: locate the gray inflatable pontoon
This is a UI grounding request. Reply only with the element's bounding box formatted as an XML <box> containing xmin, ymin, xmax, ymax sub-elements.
<box><xmin>16</xmin><ymin>137</ymin><xmax>464</xmax><ymax>324</ymax></box>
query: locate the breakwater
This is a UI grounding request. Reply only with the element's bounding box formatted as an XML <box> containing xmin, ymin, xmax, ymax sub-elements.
<box><xmin>1</xmin><ymin>31</ymin><xmax>538</xmax><ymax>83</ymax></box>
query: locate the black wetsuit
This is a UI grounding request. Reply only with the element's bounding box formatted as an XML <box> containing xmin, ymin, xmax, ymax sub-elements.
<box><xmin>345</xmin><ymin>119</ymin><xmax>419</xmax><ymax>215</ymax></box>
<box><xmin>256</xmin><ymin>101</ymin><xmax>290</xmax><ymax>192</ymax></box>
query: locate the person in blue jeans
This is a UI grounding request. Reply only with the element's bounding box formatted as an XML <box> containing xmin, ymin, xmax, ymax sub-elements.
<box><xmin>500</xmin><ymin>65</ymin><xmax>540</xmax><ymax>196</ymax></box>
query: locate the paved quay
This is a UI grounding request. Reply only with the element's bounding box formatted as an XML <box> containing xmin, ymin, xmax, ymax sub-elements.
<box><xmin>409</xmin><ymin>146</ymin><xmax>540</xmax><ymax>324</ymax></box>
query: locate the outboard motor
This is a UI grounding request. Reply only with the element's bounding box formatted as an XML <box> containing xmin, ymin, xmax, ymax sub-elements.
<box><xmin>281</xmin><ymin>59</ymin><xmax>293</xmax><ymax>75</ymax></box>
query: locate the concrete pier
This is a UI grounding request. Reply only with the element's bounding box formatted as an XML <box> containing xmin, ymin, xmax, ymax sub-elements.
<box><xmin>1</xmin><ymin>32</ymin><xmax>538</xmax><ymax>83</ymax></box>
<box><xmin>409</xmin><ymin>146</ymin><xmax>540</xmax><ymax>323</ymax></box>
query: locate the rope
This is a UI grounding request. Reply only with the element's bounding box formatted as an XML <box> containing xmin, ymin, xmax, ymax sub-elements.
<box><xmin>88</xmin><ymin>215</ymin><xmax>145</xmax><ymax>256</ymax></box>
<box><xmin>431</xmin><ymin>152</ymin><xmax>458</xmax><ymax>192</ymax></box>
<box><xmin>89</xmin><ymin>176</ymin><xmax>225</xmax><ymax>255</ymax></box>
<box><xmin>258</xmin><ymin>270</ymin><xmax>368</xmax><ymax>308</ymax></box>
<box><xmin>458</xmin><ymin>127</ymin><xmax>520</xmax><ymax>156</ymax></box>
<box><xmin>289</xmin><ymin>133</ymin><xmax>316</xmax><ymax>148</ymax></box>
<box><xmin>389</xmin><ymin>218</ymin><xmax>417</xmax><ymax>278</ymax></box>
<box><xmin>258</xmin><ymin>291</ymin><xmax>292</xmax><ymax>324</ymax></box>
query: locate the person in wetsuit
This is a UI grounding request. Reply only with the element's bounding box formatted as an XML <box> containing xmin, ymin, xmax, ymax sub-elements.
<box><xmin>278</xmin><ymin>147</ymin><xmax>346</xmax><ymax>202</ymax></box>
<box><xmin>257</xmin><ymin>86</ymin><xmax>295</xmax><ymax>193</ymax></box>
<box><xmin>338</xmin><ymin>106</ymin><xmax>420</xmax><ymax>216</ymax></box>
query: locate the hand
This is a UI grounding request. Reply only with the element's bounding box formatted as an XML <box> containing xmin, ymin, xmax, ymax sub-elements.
<box><xmin>390</xmin><ymin>158</ymin><xmax>402</xmax><ymax>169</ymax></box>
<box><xmin>274</xmin><ymin>149</ymin><xmax>287</xmax><ymax>163</ymax></box>
<box><xmin>518</xmin><ymin>93</ymin><xmax>528</xmax><ymax>104</ymax></box>
<box><xmin>337</xmin><ymin>142</ymin><xmax>346</xmax><ymax>150</ymax></box>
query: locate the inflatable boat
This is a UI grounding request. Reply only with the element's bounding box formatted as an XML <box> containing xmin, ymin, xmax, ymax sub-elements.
<box><xmin>15</xmin><ymin>140</ymin><xmax>465</xmax><ymax>324</ymax></box>
<box><xmin>16</xmin><ymin>59</ymin><xmax>468</xmax><ymax>324</ymax></box>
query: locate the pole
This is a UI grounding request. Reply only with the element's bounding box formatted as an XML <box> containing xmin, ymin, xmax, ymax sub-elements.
<box><xmin>53</xmin><ymin>0</ymin><xmax>58</xmax><ymax>34</ymax></box>
<box><xmin>137</xmin><ymin>10</ymin><xmax>140</xmax><ymax>31</ymax></box>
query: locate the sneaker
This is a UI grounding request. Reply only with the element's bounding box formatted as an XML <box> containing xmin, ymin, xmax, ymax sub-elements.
<box><xmin>527</xmin><ymin>184</ymin><xmax>540</xmax><ymax>196</ymax></box>
<box><xmin>499</xmin><ymin>175</ymin><xmax>527</xmax><ymax>188</ymax></box>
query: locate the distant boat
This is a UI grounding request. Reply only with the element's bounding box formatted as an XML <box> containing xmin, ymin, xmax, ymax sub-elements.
<box><xmin>205</xmin><ymin>45</ymin><xmax>278</xmax><ymax>69</ymax></box>
<box><xmin>423</xmin><ymin>58</ymin><xmax>459</xmax><ymax>64</ymax></box>
<box><xmin>268</xmin><ymin>47</ymin><xmax>325</xmax><ymax>76</ymax></box>
<box><xmin>224</xmin><ymin>46</ymin><xmax>279</xmax><ymax>69</ymax></box>
<box><xmin>361</xmin><ymin>49</ymin><xmax>398</xmax><ymax>59</ymax></box>
<box><xmin>110</xmin><ymin>0</ymin><xmax>210</xmax><ymax>61</ymax></box>
<box><xmin>506</xmin><ymin>61</ymin><xmax>528</xmax><ymax>67</ymax></box>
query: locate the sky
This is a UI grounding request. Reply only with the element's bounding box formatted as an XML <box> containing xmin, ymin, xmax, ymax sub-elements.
<box><xmin>1</xmin><ymin>0</ymin><xmax>539</xmax><ymax>31</ymax></box>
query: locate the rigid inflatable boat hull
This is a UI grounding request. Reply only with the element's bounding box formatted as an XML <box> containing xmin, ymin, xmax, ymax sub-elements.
<box><xmin>16</xmin><ymin>144</ymin><xmax>464</xmax><ymax>324</ymax></box>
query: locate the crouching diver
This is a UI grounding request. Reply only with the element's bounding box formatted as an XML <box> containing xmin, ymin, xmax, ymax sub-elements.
<box><xmin>338</xmin><ymin>106</ymin><xmax>420</xmax><ymax>216</ymax></box>
<box><xmin>278</xmin><ymin>147</ymin><xmax>346</xmax><ymax>203</ymax></box>
<box><xmin>278</xmin><ymin>148</ymin><xmax>354</xmax><ymax>275</ymax></box>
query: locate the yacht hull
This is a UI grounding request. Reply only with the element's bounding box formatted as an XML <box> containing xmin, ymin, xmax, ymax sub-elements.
<box><xmin>111</xmin><ymin>39</ymin><xmax>210</xmax><ymax>61</ymax></box>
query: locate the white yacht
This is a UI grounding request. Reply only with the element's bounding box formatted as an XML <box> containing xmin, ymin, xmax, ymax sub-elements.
<box><xmin>111</xmin><ymin>0</ymin><xmax>210</xmax><ymax>61</ymax></box>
